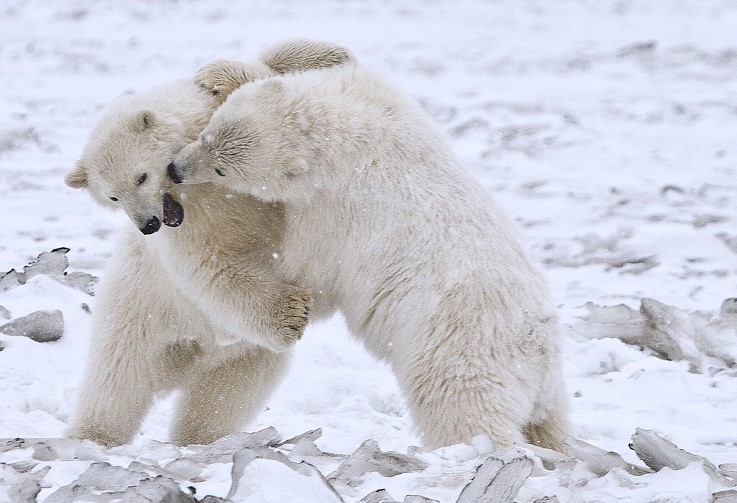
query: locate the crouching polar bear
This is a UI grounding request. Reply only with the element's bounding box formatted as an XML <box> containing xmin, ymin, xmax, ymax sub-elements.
<box><xmin>64</xmin><ymin>39</ymin><xmax>353</xmax><ymax>446</ymax></box>
<box><xmin>170</xmin><ymin>63</ymin><xmax>570</xmax><ymax>449</ymax></box>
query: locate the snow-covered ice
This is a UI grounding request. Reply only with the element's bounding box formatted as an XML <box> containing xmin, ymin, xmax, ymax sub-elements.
<box><xmin>1</xmin><ymin>1</ymin><xmax>736</xmax><ymax>501</ymax></box>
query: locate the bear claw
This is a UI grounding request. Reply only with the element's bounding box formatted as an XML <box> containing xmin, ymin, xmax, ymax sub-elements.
<box><xmin>275</xmin><ymin>287</ymin><xmax>312</xmax><ymax>346</ymax></box>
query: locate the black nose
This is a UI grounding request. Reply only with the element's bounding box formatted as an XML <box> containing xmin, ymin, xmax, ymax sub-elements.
<box><xmin>168</xmin><ymin>162</ymin><xmax>184</xmax><ymax>184</ymax></box>
<box><xmin>140</xmin><ymin>216</ymin><xmax>161</xmax><ymax>235</ymax></box>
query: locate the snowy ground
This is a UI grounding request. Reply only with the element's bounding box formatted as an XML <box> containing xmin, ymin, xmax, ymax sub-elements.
<box><xmin>1</xmin><ymin>1</ymin><xmax>736</xmax><ymax>501</ymax></box>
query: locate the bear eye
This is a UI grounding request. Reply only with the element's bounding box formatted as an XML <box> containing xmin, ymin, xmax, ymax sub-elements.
<box><xmin>137</xmin><ymin>173</ymin><xmax>148</xmax><ymax>185</ymax></box>
<box><xmin>109</xmin><ymin>196</ymin><xmax>118</xmax><ymax>202</ymax></box>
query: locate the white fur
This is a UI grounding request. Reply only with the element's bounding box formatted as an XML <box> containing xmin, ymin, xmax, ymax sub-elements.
<box><xmin>69</xmin><ymin>225</ymin><xmax>292</xmax><ymax>446</ymax></box>
<box><xmin>66</xmin><ymin>40</ymin><xmax>353</xmax><ymax>446</ymax></box>
<box><xmin>174</xmin><ymin>63</ymin><xmax>571</xmax><ymax>450</ymax></box>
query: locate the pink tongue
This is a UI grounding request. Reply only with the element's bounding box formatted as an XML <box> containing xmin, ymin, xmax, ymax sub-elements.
<box><xmin>162</xmin><ymin>193</ymin><xmax>184</xmax><ymax>227</ymax></box>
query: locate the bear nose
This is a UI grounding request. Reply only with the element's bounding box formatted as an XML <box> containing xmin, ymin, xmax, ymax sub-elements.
<box><xmin>168</xmin><ymin>162</ymin><xmax>184</xmax><ymax>184</ymax></box>
<box><xmin>139</xmin><ymin>216</ymin><xmax>161</xmax><ymax>235</ymax></box>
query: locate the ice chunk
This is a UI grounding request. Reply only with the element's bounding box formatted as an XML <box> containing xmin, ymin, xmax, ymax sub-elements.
<box><xmin>0</xmin><ymin>309</ymin><xmax>64</xmax><ymax>342</ymax></box>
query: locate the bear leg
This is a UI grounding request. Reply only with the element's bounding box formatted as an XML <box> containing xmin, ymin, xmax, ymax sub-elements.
<box><xmin>260</xmin><ymin>38</ymin><xmax>354</xmax><ymax>75</ymax></box>
<box><xmin>67</xmin><ymin>233</ymin><xmax>209</xmax><ymax>447</ymax></box>
<box><xmin>400</xmin><ymin>360</ymin><xmax>532</xmax><ymax>450</ymax></box>
<box><xmin>195</xmin><ymin>39</ymin><xmax>354</xmax><ymax>103</ymax></box>
<box><xmin>177</xmin><ymin>261</ymin><xmax>312</xmax><ymax>353</ymax></box>
<box><xmin>395</xmin><ymin>316</ymin><xmax>546</xmax><ymax>450</ymax></box>
<box><xmin>67</xmin><ymin>240</ymin><xmax>173</xmax><ymax>447</ymax></box>
<box><xmin>523</xmin><ymin>369</ymin><xmax>571</xmax><ymax>452</ymax></box>
<box><xmin>170</xmin><ymin>345</ymin><xmax>291</xmax><ymax>445</ymax></box>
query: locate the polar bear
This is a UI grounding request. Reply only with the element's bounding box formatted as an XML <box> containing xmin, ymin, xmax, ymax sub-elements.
<box><xmin>64</xmin><ymin>40</ymin><xmax>353</xmax><ymax>446</ymax></box>
<box><xmin>170</xmin><ymin>63</ymin><xmax>571</xmax><ymax>450</ymax></box>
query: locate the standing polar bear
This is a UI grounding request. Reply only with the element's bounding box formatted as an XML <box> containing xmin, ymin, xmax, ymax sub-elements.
<box><xmin>170</xmin><ymin>63</ymin><xmax>570</xmax><ymax>449</ymax></box>
<box><xmin>64</xmin><ymin>40</ymin><xmax>353</xmax><ymax>446</ymax></box>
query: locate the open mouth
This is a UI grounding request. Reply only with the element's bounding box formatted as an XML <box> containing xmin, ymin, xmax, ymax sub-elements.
<box><xmin>162</xmin><ymin>192</ymin><xmax>184</xmax><ymax>227</ymax></box>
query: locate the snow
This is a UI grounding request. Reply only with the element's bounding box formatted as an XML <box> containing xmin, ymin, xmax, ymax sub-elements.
<box><xmin>1</xmin><ymin>0</ymin><xmax>736</xmax><ymax>501</ymax></box>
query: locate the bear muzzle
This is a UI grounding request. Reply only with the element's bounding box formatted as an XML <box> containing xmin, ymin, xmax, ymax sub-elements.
<box><xmin>139</xmin><ymin>216</ymin><xmax>161</xmax><ymax>235</ymax></box>
<box><xmin>168</xmin><ymin>162</ymin><xmax>185</xmax><ymax>184</ymax></box>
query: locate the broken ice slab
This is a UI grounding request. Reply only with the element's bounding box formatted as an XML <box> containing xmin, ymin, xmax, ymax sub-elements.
<box><xmin>0</xmin><ymin>269</ymin><xmax>22</xmax><ymax>293</ymax></box>
<box><xmin>0</xmin><ymin>248</ymin><xmax>98</xmax><ymax>295</ymax></box>
<box><xmin>359</xmin><ymin>489</ymin><xmax>398</xmax><ymax>503</ymax></box>
<box><xmin>43</xmin><ymin>462</ymin><xmax>197</xmax><ymax>503</ymax></box>
<box><xmin>357</xmin><ymin>489</ymin><xmax>438</xmax><ymax>503</ymax></box>
<box><xmin>563</xmin><ymin>437</ymin><xmax>651</xmax><ymax>476</ymax></box>
<box><xmin>228</xmin><ymin>447</ymin><xmax>343</xmax><ymax>503</ymax></box>
<box><xmin>456</xmin><ymin>456</ymin><xmax>533</xmax><ymax>503</ymax></box>
<box><xmin>184</xmin><ymin>426</ymin><xmax>281</xmax><ymax>464</ymax></box>
<box><xmin>0</xmin><ymin>437</ymin><xmax>108</xmax><ymax>462</ymax></box>
<box><xmin>568</xmin><ymin>301</ymin><xmax>644</xmax><ymax>342</ymax></box>
<box><xmin>403</xmin><ymin>495</ymin><xmax>439</xmax><ymax>502</ymax></box>
<box><xmin>0</xmin><ymin>463</ymin><xmax>49</xmax><ymax>503</ymax></box>
<box><xmin>279</xmin><ymin>428</ymin><xmax>323</xmax><ymax>446</ymax></box>
<box><xmin>640</xmin><ymin>298</ymin><xmax>704</xmax><ymax>371</ymax></box>
<box><xmin>630</xmin><ymin>428</ymin><xmax>735</xmax><ymax>487</ymax></box>
<box><xmin>721</xmin><ymin>464</ymin><xmax>737</xmax><ymax>480</ymax></box>
<box><xmin>712</xmin><ymin>490</ymin><xmax>737</xmax><ymax>503</ymax></box>
<box><xmin>23</xmin><ymin>247</ymin><xmax>70</xmax><ymax>280</ymax></box>
<box><xmin>570</xmin><ymin>297</ymin><xmax>737</xmax><ymax>372</ymax></box>
<box><xmin>327</xmin><ymin>439</ymin><xmax>428</xmax><ymax>487</ymax></box>
<box><xmin>0</xmin><ymin>310</ymin><xmax>64</xmax><ymax>343</ymax></box>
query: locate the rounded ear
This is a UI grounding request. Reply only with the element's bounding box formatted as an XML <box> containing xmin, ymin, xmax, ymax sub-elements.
<box><xmin>65</xmin><ymin>162</ymin><xmax>88</xmax><ymax>189</ymax></box>
<box><xmin>133</xmin><ymin>109</ymin><xmax>156</xmax><ymax>132</ymax></box>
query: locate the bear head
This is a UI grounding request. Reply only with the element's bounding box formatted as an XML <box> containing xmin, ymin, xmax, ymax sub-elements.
<box><xmin>168</xmin><ymin>78</ymin><xmax>310</xmax><ymax>204</ymax></box>
<box><xmin>67</xmin><ymin>105</ymin><xmax>186</xmax><ymax>234</ymax></box>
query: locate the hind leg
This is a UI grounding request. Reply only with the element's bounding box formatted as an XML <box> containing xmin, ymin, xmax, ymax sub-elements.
<box><xmin>400</xmin><ymin>351</ymin><xmax>536</xmax><ymax>449</ymax></box>
<box><xmin>389</xmin><ymin>302</ymin><xmax>562</xmax><ymax>449</ymax></box>
<box><xmin>524</xmin><ymin>365</ymin><xmax>570</xmax><ymax>452</ymax></box>
<box><xmin>170</xmin><ymin>344</ymin><xmax>291</xmax><ymax>445</ymax></box>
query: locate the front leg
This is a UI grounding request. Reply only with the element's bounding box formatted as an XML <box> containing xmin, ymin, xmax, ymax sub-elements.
<box><xmin>195</xmin><ymin>39</ymin><xmax>354</xmax><ymax>103</ymax></box>
<box><xmin>67</xmin><ymin>238</ymin><xmax>174</xmax><ymax>446</ymax></box>
<box><xmin>171</xmin><ymin>260</ymin><xmax>312</xmax><ymax>352</ymax></box>
<box><xmin>216</xmin><ymin>273</ymin><xmax>311</xmax><ymax>352</ymax></box>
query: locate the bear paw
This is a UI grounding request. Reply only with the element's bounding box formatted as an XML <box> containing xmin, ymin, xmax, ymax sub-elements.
<box><xmin>273</xmin><ymin>286</ymin><xmax>312</xmax><ymax>348</ymax></box>
<box><xmin>195</xmin><ymin>59</ymin><xmax>273</xmax><ymax>103</ymax></box>
<box><xmin>66</xmin><ymin>423</ymin><xmax>124</xmax><ymax>448</ymax></box>
<box><xmin>164</xmin><ymin>338</ymin><xmax>203</xmax><ymax>372</ymax></box>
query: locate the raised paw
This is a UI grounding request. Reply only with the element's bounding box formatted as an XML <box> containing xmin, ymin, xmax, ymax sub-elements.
<box><xmin>274</xmin><ymin>286</ymin><xmax>313</xmax><ymax>347</ymax></box>
<box><xmin>195</xmin><ymin>59</ymin><xmax>273</xmax><ymax>103</ymax></box>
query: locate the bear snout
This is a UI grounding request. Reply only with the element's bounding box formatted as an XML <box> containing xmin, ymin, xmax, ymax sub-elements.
<box><xmin>140</xmin><ymin>216</ymin><xmax>161</xmax><ymax>235</ymax></box>
<box><xmin>168</xmin><ymin>162</ymin><xmax>184</xmax><ymax>184</ymax></box>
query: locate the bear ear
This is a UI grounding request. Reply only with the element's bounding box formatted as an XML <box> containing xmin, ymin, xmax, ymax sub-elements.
<box><xmin>65</xmin><ymin>162</ymin><xmax>88</xmax><ymax>189</ymax></box>
<box><xmin>133</xmin><ymin>109</ymin><xmax>156</xmax><ymax>132</ymax></box>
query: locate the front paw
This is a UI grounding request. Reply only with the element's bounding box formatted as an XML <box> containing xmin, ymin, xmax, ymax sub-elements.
<box><xmin>195</xmin><ymin>59</ymin><xmax>272</xmax><ymax>103</ymax></box>
<box><xmin>274</xmin><ymin>286</ymin><xmax>312</xmax><ymax>347</ymax></box>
